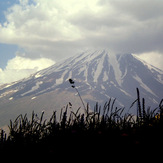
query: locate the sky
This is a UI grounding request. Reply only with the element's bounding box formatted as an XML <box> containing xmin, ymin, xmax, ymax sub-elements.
<box><xmin>0</xmin><ymin>0</ymin><xmax>163</xmax><ymax>85</ymax></box>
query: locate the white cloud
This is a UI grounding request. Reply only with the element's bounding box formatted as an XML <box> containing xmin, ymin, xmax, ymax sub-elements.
<box><xmin>6</xmin><ymin>55</ymin><xmax>55</xmax><ymax>70</ymax></box>
<box><xmin>0</xmin><ymin>56</ymin><xmax>55</xmax><ymax>85</ymax></box>
<box><xmin>135</xmin><ymin>51</ymin><xmax>163</xmax><ymax>70</ymax></box>
<box><xmin>0</xmin><ymin>0</ymin><xmax>163</xmax><ymax>67</ymax></box>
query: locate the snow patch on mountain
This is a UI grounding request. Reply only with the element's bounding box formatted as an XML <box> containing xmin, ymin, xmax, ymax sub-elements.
<box><xmin>133</xmin><ymin>74</ymin><xmax>157</xmax><ymax>97</ymax></box>
<box><xmin>56</xmin><ymin>70</ymin><xmax>69</xmax><ymax>85</ymax></box>
<box><xmin>35</xmin><ymin>72</ymin><xmax>43</xmax><ymax>79</ymax></box>
<box><xmin>93</xmin><ymin>53</ymin><xmax>105</xmax><ymax>82</ymax></box>
<box><xmin>108</xmin><ymin>53</ymin><xmax>122</xmax><ymax>86</ymax></box>
<box><xmin>103</xmin><ymin>71</ymin><xmax>109</xmax><ymax>82</ymax></box>
<box><xmin>0</xmin><ymin>89</ymin><xmax>18</xmax><ymax>98</ymax></box>
<box><xmin>21</xmin><ymin>81</ymin><xmax>43</xmax><ymax>96</ymax></box>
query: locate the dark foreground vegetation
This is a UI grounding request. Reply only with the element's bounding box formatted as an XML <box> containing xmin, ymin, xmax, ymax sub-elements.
<box><xmin>0</xmin><ymin>88</ymin><xmax>163</xmax><ymax>156</ymax></box>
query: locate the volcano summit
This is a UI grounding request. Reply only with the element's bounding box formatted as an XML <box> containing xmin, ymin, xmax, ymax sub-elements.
<box><xmin>0</xmin><ymin>50</ymin><xmax>163</xmax><ymax>126</ymax></box>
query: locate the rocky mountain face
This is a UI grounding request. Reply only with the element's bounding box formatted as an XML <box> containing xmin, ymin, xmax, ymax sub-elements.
<box><xmin>0</xmin><ymin>50</ymin><xmax>163</xmax><ymax>126</ymax></box>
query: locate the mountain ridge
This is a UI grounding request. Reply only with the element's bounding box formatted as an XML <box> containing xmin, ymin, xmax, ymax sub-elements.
<box><xmin>0</xmin><ymin>49</ymin><xmax>163</xmax><ymax>126</ymax></box>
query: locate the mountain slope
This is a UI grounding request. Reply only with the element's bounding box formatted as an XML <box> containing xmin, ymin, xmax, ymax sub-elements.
<box><xmin>0</xmin><ymin>50</ymin><xmax>163</xmax><ymax>126</ymax></box>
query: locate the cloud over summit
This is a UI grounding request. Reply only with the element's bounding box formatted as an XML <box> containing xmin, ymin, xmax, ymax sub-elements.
<box><xmin>0</xmin><ymin>0</ymin><xmax>163</xmax><ymax>58</ymax></box>
<box><xmin>0</xmin><ymin>0</ymin><xmax>163</xmax><ymax>74</ymax></box>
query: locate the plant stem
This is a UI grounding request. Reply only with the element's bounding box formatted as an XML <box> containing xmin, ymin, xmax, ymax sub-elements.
<box><xmin>75</xmin><ymin>87</ymin><xmax>87</xmax><ymax>112</ymax></box>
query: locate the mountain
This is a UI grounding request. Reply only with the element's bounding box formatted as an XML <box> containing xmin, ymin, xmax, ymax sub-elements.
<box><xmin>0</xmin><ymin>50</ymin><xmax>163</xmax><ymax>127</ymax></box>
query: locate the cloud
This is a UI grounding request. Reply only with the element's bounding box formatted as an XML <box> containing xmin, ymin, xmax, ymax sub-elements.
<box><xmin>109</xmin><ymin>0</ymin><xmax>163</xmax><ymax>21</ymax></box>
<box><xmin>0</xmin><ymin>0</ymin><xmax>163</xmax><ymax>67</ymax></box>
<box><xmin>135</xmin><ymin>51</ymin><xmax>163</xmax><ymax>70</ymax></box>
<box><xmin>0</xmin><ymin>56</ymin><xmax>55</xmax><ymax>85</ymax></box>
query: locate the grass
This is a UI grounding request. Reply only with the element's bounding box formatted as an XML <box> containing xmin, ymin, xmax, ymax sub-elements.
<box><xmin>0</xmin><ymin>85</ymin><xmax>163</xmax><ymax>155</ymax></box>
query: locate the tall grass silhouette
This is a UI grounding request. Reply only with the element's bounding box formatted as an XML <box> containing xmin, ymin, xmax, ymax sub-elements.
<box><xmin>0</xmin><ymin>85</ymin><xmax>163</xmax><ymax>155</ymax></box>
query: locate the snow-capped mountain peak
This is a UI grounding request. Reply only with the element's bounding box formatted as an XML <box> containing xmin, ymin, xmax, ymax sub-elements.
<box><xmin>0</xmin><ymin>50</ymin><xmax>162</xmax><ymax>100</ymax></box>
<box><xmin>0</xmin><ymin>50</ymin><xmax>163</xmax><ymax>126</ymax></box>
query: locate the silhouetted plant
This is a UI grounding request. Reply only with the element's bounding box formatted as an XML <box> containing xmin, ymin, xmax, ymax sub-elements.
<box><xmin>0</xmin><ymin>87</ymin><xmax>163</xmax><ymax>154</ymax></box>
<box><xmin>69</xmin><ymin>78</ymin><xmax>87</xmax><ymax>112</ymax></box>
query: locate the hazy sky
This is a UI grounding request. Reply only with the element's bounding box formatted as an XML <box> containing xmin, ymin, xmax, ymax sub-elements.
<box><xmin>0</xmin><ymin>0</ymin><xmax>163</xmax><ymax>84</ymax></box>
